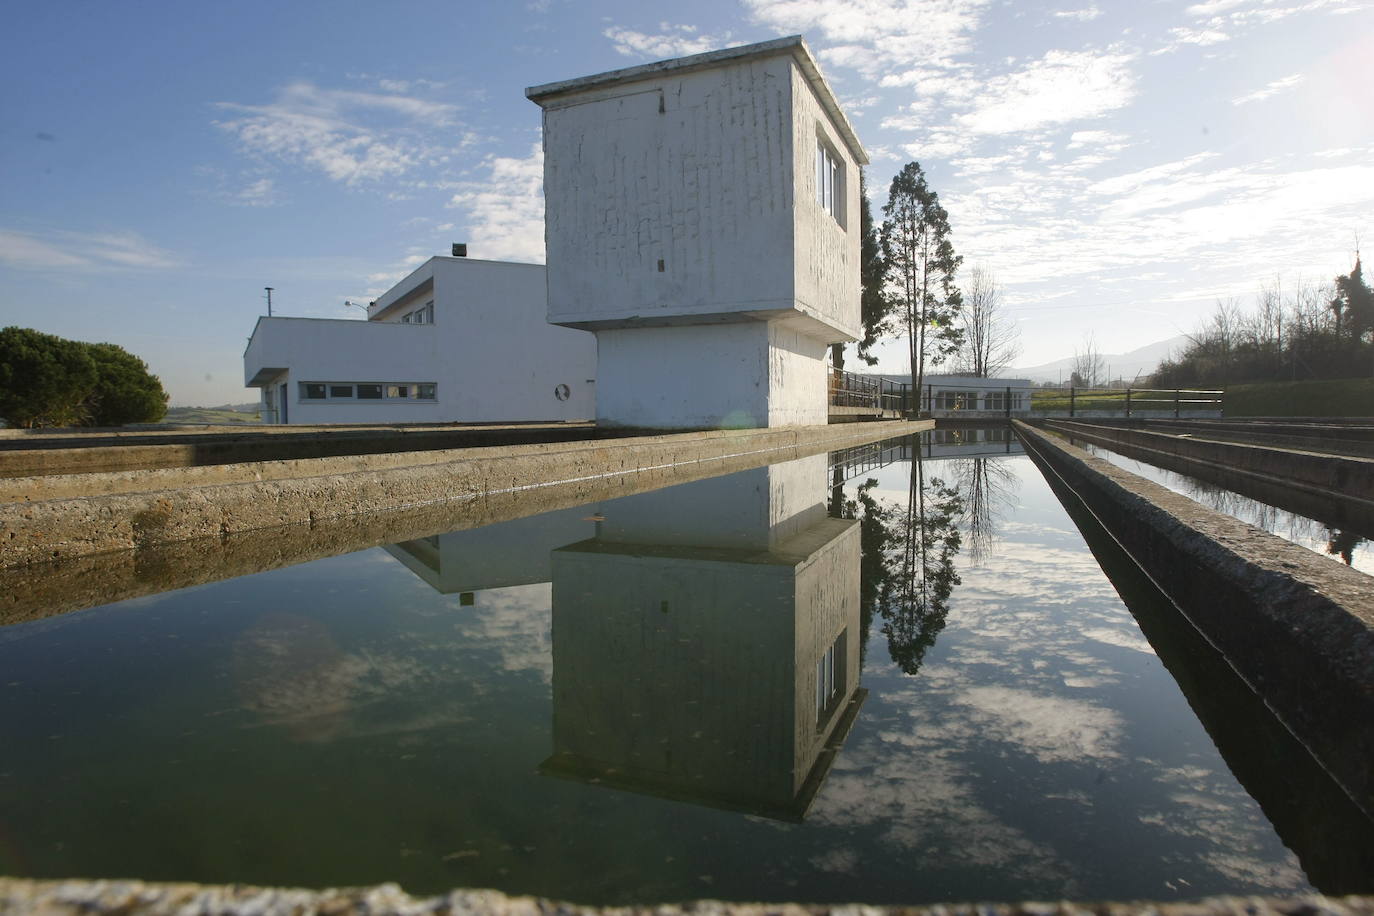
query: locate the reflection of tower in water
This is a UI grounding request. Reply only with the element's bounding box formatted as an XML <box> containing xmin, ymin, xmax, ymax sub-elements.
<box><xmin>543</xmin><ymin>454</ymin><xmax>865</xmax><ymax>821</ymax></box>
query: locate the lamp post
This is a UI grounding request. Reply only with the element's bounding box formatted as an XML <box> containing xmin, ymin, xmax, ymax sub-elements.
<box><xmin>264</xmin><ymin>287</ymin><xmax>274</xmax><ymax>317</ymax></box>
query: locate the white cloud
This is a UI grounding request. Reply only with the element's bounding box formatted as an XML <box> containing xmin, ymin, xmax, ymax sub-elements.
<box><xmin>0</xmin><ymin>228</ymin><xmax>178</xmax><ymax>271</ymax></box>
<box><xmin>447</xmin><ymin>144</ymin><xmax>546</xmax><ymax>263</ymax></box>
<box><xmin>746</xmin><ymin>0</ymin><xmax>992</xmax><ymax>79</ymax></box>
<box><xmin>235</xmin><ymin>177</ymin><xmax>278</xmax><ymax>207</ymax></box>
<box><xmin>1054</xmin><ymin>6</ymin><xmax>1103</xmax><ymax>20</ymax></box>
<box><xmin>603</xmin><ymin>23</ymin><xmax>738</xmax><ymax>59</ymax></box>
<box><xmin>1233</xmin><ymin>72</ymin><xmax>1305</xmax><ymax>104</ymax></box>
<box><xmin>956</xmin><ymin>48</ymin><xmax>1138</xmax><ymax>135</ymax></box>
<box><xmin>215</xmin><ymin>82</ymin><xmax>467</xmax><ymax>187</ymax></box>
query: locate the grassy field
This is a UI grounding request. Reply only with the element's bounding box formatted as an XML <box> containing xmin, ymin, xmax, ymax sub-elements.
<box><xmin>1223</xmin><ymin>377</ymin><xmax>1374</xmax><ymax>417</ymax></box>
<box><xmin>161</xmin><ymin>407</ymin><xmax>262</xmax><ymax>424</ymax></box>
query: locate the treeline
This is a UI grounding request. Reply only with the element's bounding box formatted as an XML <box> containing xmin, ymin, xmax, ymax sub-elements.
<box><xmin>0</xmin><ymin>327</ymin><xmax>168</xmax><ymax>428</ymax></box>
<box><xmin>1152</xmin><ymin>258</ymin><xmax>1373</xmax><ymax>388</ymax></box>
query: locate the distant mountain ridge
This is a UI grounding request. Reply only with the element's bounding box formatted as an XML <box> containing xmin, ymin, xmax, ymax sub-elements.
<box><xmin>1011</xmin><ymin>335</ymin><xmax>1189</xmax><ymax>384</ymax></box>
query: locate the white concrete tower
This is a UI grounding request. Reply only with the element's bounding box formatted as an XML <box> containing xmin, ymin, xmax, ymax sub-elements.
<box><xmin>527</xmin><ymin>36</ymin><xmax>867</xmax><ymax>429</ymax></box>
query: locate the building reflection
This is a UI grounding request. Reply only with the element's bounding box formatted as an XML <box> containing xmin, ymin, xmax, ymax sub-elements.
<box><xmin>383</xmin><ymin>507</ymin><xmax>597</xmax><ymax>598</ymax></box>
<box><xmin>541</xmin><ymin>455</ymin><xmax>865</xmax><ymax>821</ymax></box>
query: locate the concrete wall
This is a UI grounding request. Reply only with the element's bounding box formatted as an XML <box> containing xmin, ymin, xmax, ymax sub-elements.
<box><xmin>766</xmin><ymin>323</ymin><xmax>829</xmax><ymax>426</ymax></box>
<box><xmin>594</xmin><ymin>321</ymin><xmax>830</xmax><ymax>429</ymax></box>
<box><xmin>790</xmin><ymin>63</ymin><xmax>861</xmax><ymax>342</ymax></box>
<box><xmin>243</xmin><ymin>258</ymin><xmax>596</xmax><ymax>425</ymax></box>
<box><xmin>541</xmin><ymin>57</ymin><xmax>797</xmax><ymax>330</ymax></box>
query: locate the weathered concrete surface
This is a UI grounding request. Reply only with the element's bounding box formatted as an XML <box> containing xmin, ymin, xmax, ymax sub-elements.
<box><xmin>1037</xmin><ymin>420</ymin><xmax>1374</xmax><ymax>540</ymax></box>
<box><xmin>1015</xmin><ymin>421</ymin><xmax>1374</xmax><ymax>823</ymax></box>
<box><xmin>2</xmin><ymin>878</ymin><xmax>1372</xmax><ymax>916</ymax></box>
<box><xmin>1038</xmin><ymin>419</ymin><xmax>1374</xmax><ymax>508</ymax></box>
<box><xmin>0</xmin><ymin>422</ymin><xmax>603</xmax><ymax>478</ymax></box>
<box><xmin>1052</xmin><ymin>417</ymin><xmax>1374</xmax><ymax>460</ymax></box>
<box><xmin>0</xmin><ymin>421</ymin><xmax>928</xmax><ymax>573</ymax></box>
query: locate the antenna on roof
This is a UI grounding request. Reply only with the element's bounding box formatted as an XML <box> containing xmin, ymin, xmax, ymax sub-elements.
<box><xmin>264</xmin><ymin>287</ymin><xmax>274</xmax><ymax>317</ymax></box>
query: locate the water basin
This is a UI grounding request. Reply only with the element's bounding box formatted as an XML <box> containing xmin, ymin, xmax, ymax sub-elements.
<box><xmin>2</xmin><ymin>428</ymin><xmax>1369</xmax><ymax>904</ymax></box>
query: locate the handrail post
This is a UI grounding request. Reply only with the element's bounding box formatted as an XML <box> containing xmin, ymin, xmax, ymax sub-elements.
<box><xmin>1174</xmin><ymin>389</ymin><xmax>1180</xmax><ymax>418</ymax></box>
<box><xmin>1069</xmin><ymin>386</ymin><xmax>1075</xmax><ymax>417</ymax></box>
<box><xmin>1125</xmin><ymin>388</ymin><xmax>1132</xmax><ymax>418</ymax></box>
<box><xmin>1004</xmin><ymin>385</ymin><xmax>1011</xmax><ymax>419</ymax></box>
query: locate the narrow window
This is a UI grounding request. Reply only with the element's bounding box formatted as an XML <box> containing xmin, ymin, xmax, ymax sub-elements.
<box><xmin>816</xmin><ymin>629</ymin><xmax>848</xmax><ymax>725</ymax></box>
<box><xmin>816</xmin><ymin>139</ymin><xmax>844</xmax><ymax>226</ymax></box>
<box><xmin>301</xmin><ymin>383</ymin><xmax>326</xmax><ymax>400</ymax></box>
<box><xmin>329</xmin><ymin>385</ymin><xmax>353</xmax><ymax>399</ymax></box>
<box><xmin>417</xmin><ymin>384</ymin><xmax>437</xmax><ymax>400</ymax></box>
<box><xmin>357</xmin><ymin>384</ymin><xmax>383</xmax><ymax>399</ymax></box>
<box><xmin>386</xmin><ymin>385</ymin><xmax>410</xmax><ymax>399</ymax></box>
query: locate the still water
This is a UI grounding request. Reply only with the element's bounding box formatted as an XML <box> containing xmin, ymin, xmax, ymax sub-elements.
<box><xmin>1070</xmin><ymin>440</ymin><xmax>1374</xmax><ymax>574</ymax></box>
<box><xmin>2</xmin><ymin>429</ymin><xmax>1367</xmax><ymax>904</ymax></box>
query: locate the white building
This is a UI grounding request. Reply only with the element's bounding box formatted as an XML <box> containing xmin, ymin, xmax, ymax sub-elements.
<box><xmin>924</xmin><ymin>375</ymin><xmax>1034</xmax><ymax>415</ymax></box>
<box><xmin>527</xmin><ymin>36</ymin><xmax>866</xmax><ymax>429</ymax></box>
<box><xmin>243</xmin><ymin>256</ymin><xmax>596</xmax><ymax>425</ymax></box>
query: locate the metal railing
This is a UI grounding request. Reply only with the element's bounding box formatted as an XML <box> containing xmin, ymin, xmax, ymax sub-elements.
<box><xmin>1031</xmin><ymin>387</ymin><xmax>1225</xmax><ymax>418</ymax></box>
<box><xmin>830</xmin><ymin>370</ymin><xmax>910</xmax><ymax>413</ymax></box>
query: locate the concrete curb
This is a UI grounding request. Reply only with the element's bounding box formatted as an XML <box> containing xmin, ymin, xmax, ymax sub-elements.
<box><xmin>0</xmin><ymin>422</ymin><xmax>927</xmax><ymax>571</ymax></box>
<box><xmin>1</xmin><ymin>878</ymin><xmax>1372</xmax><ymax>916</ymax></box>
<box><xmin>1038</xmin><ymin>420</ymin><xmax>1374</xmax><ymax>505</ymax></box>
<box><xmin>1014</xmin><ymin>421</ymin><xmax>1374</xmax><ymax>823</ymax></box>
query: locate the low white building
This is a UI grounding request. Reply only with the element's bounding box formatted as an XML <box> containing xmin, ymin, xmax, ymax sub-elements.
<box><xmin>244</xmin><ymin>256</ymin><xmax>596</xmax><ymax>425</ymax></box>
<box><xmin>924</xmin><ymin>375</ymin><xmax>1034</xmax><ymax>415</ymax></box>
<box><xmin>527</xmin><ymin>36</ymin><xmax>866</xmax><ymax>429</ymax></box>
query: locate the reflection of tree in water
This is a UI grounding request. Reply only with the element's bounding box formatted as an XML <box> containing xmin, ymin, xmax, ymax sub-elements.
<box><xmin>1326</xmin><ymin>528</ymin><xmax>1366</xmax><ymax>566</ymax></box>
<box><xmin>834</xmin><ymin>456</ymin><xmax>964</xmax><ymax>675</ymax></box>
<box><xmin>951</xmin><ymin>457</ymin><xmax>1019</xmax><ymax>565</ymax></box>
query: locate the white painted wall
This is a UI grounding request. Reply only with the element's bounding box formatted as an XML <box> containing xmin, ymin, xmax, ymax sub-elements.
<box><xmin>244</xmin><ymin>257</ymin><xmax>597</xmax><ymax>425</ymax></box>
<box><xmin>541</xmin><ymin>57</ymin><xmax>800</xmax><ymax>331</ymax></box>
<box><xmin>533</xmin><ymin>40</ymin><xmax>865</xmax><ymax>429</ymax></box>
<box><xmin>791</xmin><ymin>63</ymin><xmax>862</xmax><ymax>342</ymax></box>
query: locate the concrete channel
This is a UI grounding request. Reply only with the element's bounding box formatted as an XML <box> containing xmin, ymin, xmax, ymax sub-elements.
<box><xmin>0</xmin><ymin>421</ymin><xmax>930</xmax><ymax>619</ymax></box>
<box><xmin>1037</xmin><ymin>418</ymin><xmax>1374</xmax><ymax>540</ymax></box>
<box><xmin>1016</xmin><ymin>420</ymin><xmax>1374</xmax><ymax>826</ymax></box>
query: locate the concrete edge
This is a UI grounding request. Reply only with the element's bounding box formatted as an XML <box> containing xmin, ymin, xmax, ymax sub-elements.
<box><xmin>2</xmin><ymin>877</ymin><xmax>1372</xmax><ymax>916</ymax></box>
<box><xmin>1013</xmin><ymin>420</ymin><xmax>1374</xmax><ymax>822</ymax></box>
<box><xmin>0</xmin><ymin>421</ymin><xmax>929</xmax><ymax>571</ymax></box>
<box><xmin>1037</xmin><ymin>419</ymin><xmax>1374</xmax><ymax>502</ymax></box>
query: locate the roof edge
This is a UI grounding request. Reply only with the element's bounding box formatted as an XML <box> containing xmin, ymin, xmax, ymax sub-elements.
<box><xmin>526</xmin><ymin>35</ymin><xmax>867</xmax><ymax>166</ymax></box>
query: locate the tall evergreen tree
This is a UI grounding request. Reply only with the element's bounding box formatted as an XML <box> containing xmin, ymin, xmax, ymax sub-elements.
<box><xmin>880</xmin><ymin>162</ymin><xmax>962</xmax><ymax>408</ymax></box>
<box><xmin>857</xmin><ymin>170</ymin><xmax>893</xmax><ymax>365</ymax></box>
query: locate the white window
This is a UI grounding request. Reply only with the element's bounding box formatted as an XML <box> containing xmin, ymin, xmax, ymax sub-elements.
<box><xmin>816</xmin><ymin>139</ymin><xmax>844</xmax><ymax>226</ymax></box>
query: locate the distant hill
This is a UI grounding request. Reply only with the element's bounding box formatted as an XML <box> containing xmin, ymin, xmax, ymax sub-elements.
<box><xmin>1011</xmin><ymin>335</ymin><xmax>1189</xmax><ymax>384</ymax></box>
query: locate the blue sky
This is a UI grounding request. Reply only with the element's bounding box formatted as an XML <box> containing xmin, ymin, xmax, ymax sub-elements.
<box><xmin>2</xmin><ymin>0</ymin><xmax>1371</xmax><ymax>404</ymax></box>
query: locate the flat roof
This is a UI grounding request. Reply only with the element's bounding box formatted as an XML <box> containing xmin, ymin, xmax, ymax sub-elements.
<box><xmin>525</xmin><ymin>35</ymin><xmax>867</xmax><ymax>165</ymax></box>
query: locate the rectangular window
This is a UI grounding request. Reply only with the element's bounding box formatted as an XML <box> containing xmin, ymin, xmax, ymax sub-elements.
<box><xmin>329</xmin><ymin>385</ymin><xmax>354</xmax><ymax>399</ymax></box>
<box><xmin>815</xmin><ymin>629</ymin><xmax>848</xmax><ymax>725</ymax></box>
<box><xmin>386</xmin><ymin>385</ymin><xmax>410</xmax><ymax>399</ymax></box>
<box><xmin>301</xmin><ymin>383</ymin><xmax>327</xmax><ymax>400</ymax></box>
<box><xmin>417</xmin><ymin>383</ymin><xmax>437</xmax><ymax>400</ymax></box>
<box><xmin>816</xmin><ymin>139</ymin><xmax>843</xmax><ymax>226</ymax></box>
<box><xmin>357</xmin><ymin>384</ymin><xmax>384</xmax><ymax>399</ymax></box>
